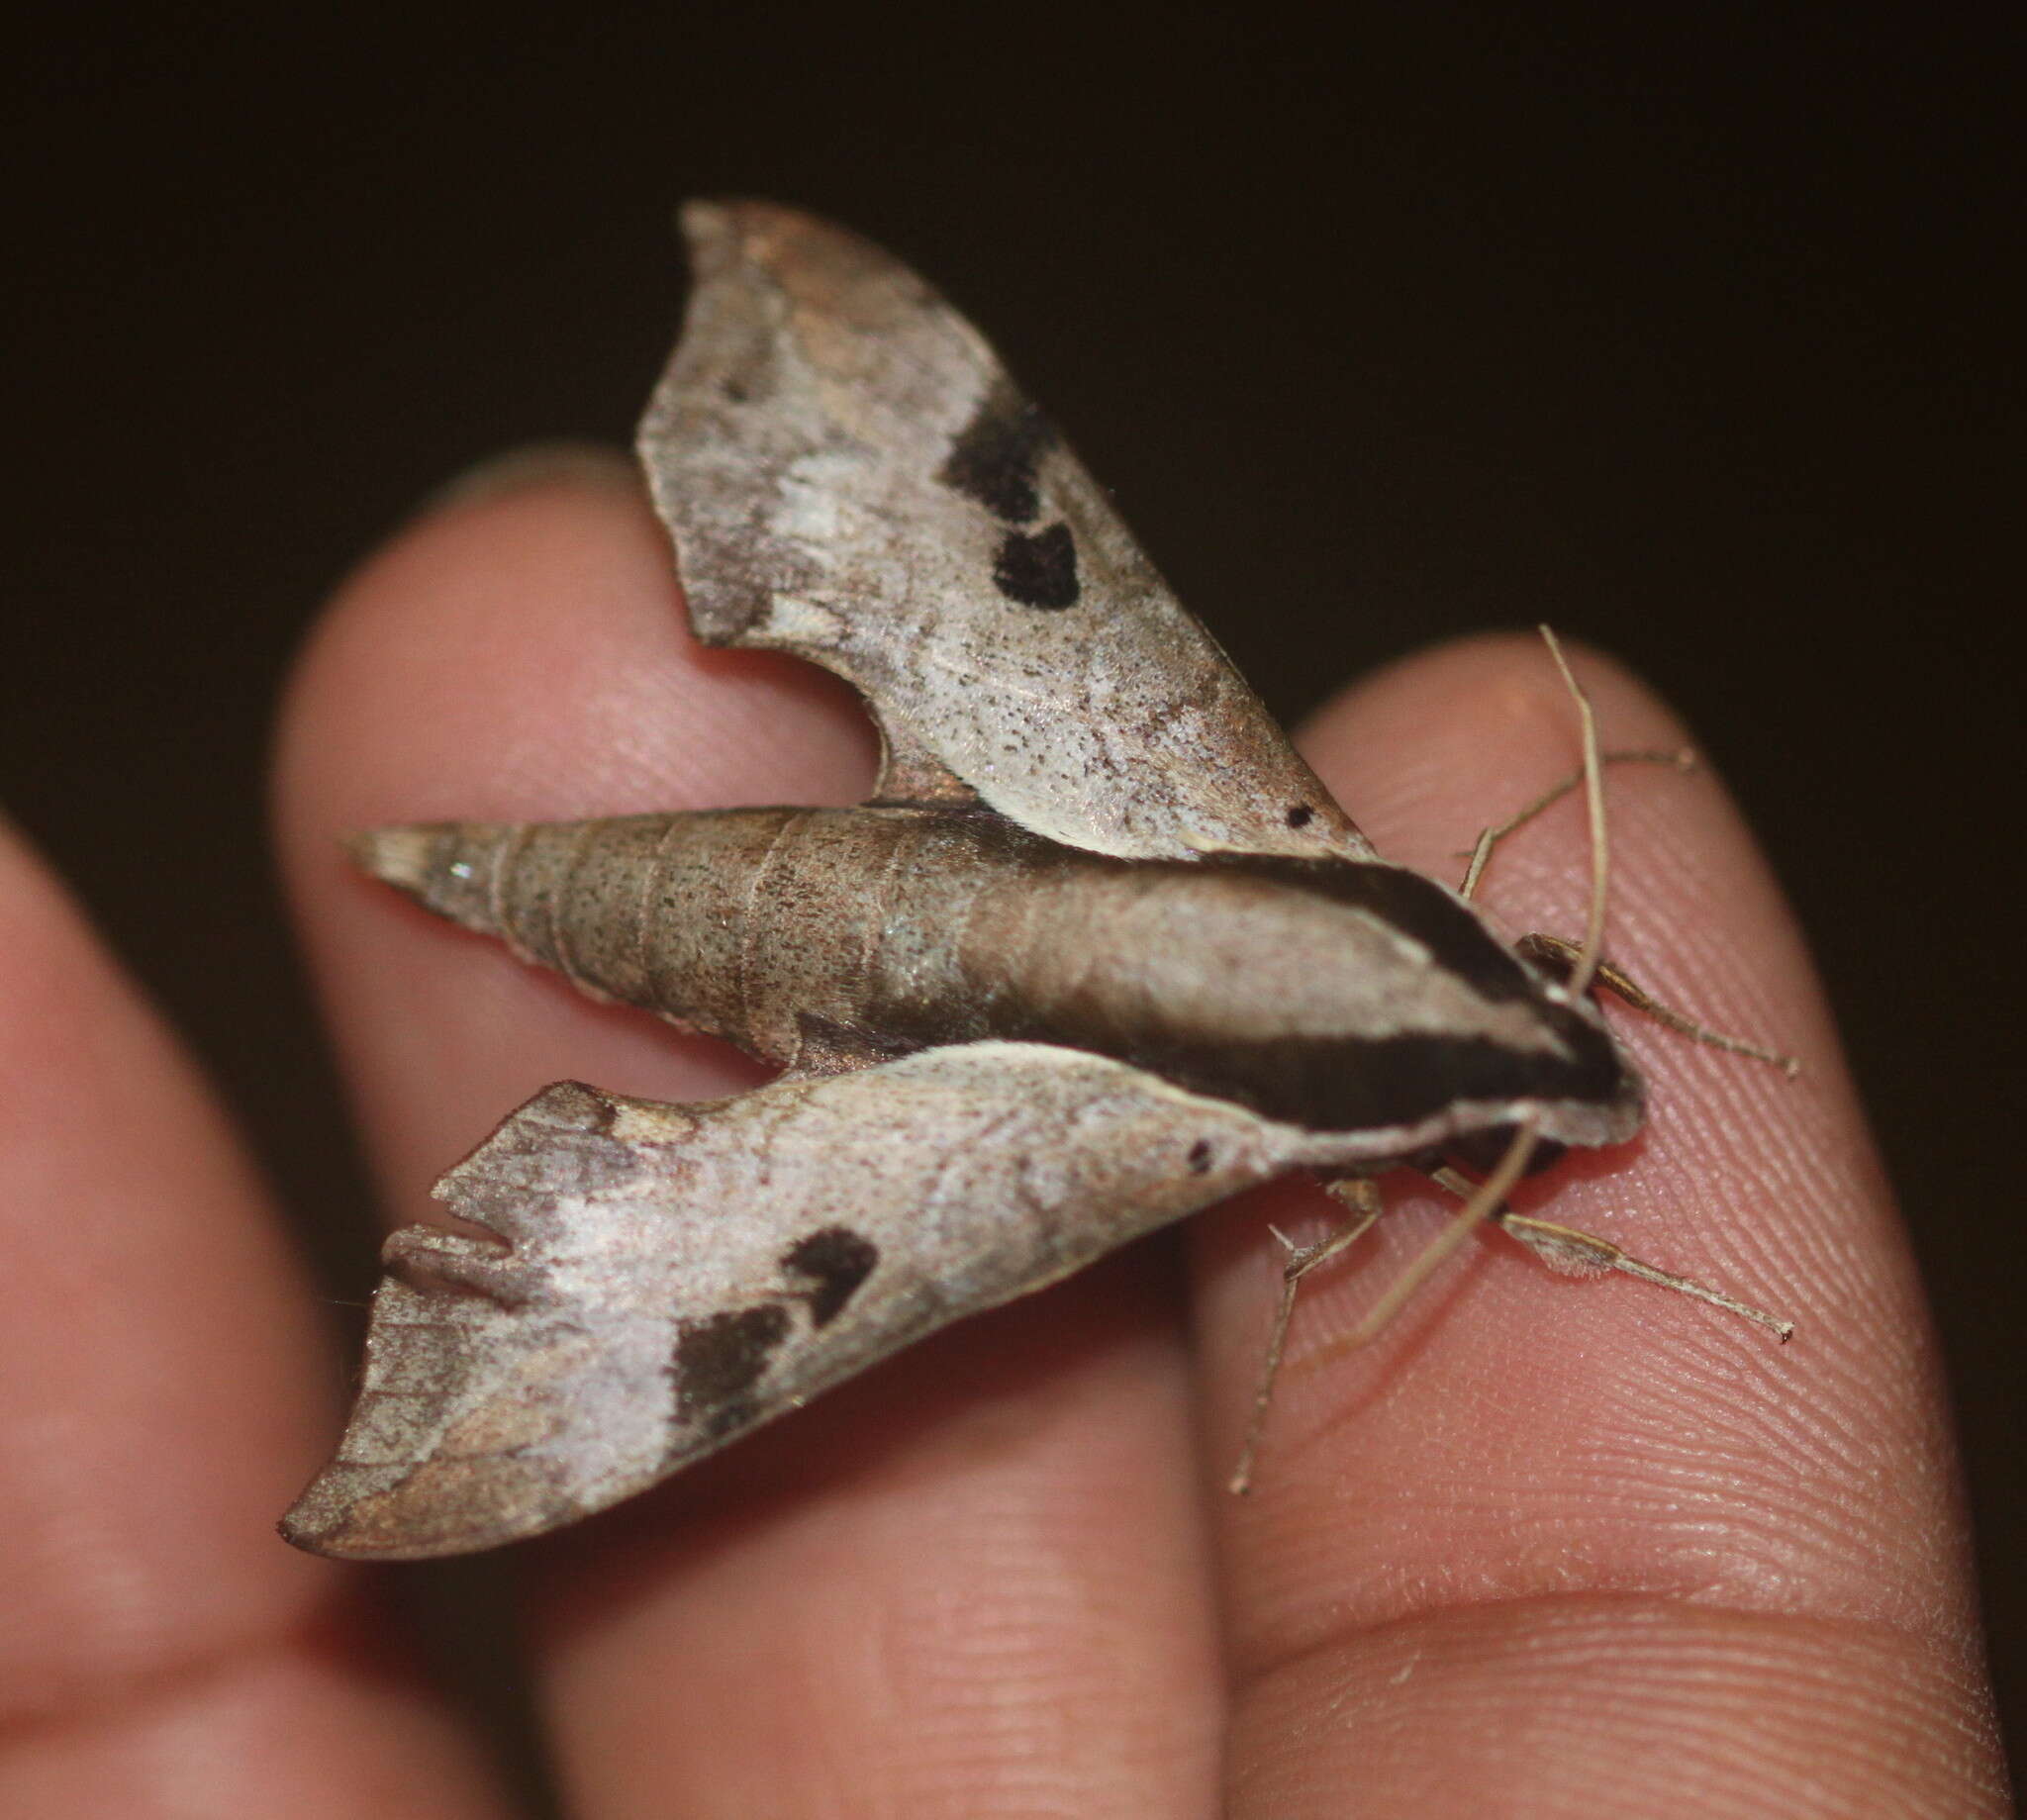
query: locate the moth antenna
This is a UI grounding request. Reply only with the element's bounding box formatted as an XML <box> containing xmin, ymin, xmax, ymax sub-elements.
<box><xmin>1456</xmin><ymin>747</ymin><xmax>1692</xmax><ymax>899</ymax></box>
<box><xmin>1537</xmin><ymin>625</ymin><xmax>1607</xmax><ymax>998</ymax></box>
<box><xmin>1514</xmin><ymin>936</ymin><xmax>1802</xmax><ymax>1078</ymax></box>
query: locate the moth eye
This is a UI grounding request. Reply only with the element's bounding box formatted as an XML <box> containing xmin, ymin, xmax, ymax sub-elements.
<box><xmin>1187</xmin><ymin>1139</ymin><xmax>1214</xmax><ymax>1174</ymax></box>
<box><xmin>1284</xmin><ymin>803</ymin><xmax>1315</xmax><ymax>828</ymax></box>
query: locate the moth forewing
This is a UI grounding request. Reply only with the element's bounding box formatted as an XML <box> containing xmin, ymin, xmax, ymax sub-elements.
<box><xmin>641</xmin><ymin>200</ymin><xmax>1378</xmax><ymax>865</ymax></box>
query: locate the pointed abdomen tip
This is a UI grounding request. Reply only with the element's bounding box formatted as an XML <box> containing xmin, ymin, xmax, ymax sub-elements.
<box><xmin>347</xmin><ymin>824</ymin><xmax>441</xmax><ymax>893</ymax></box>
<box><xmin>346</xmin><ymin>821</ymin><xmax>509</xmax><ymax>937</ymax></box>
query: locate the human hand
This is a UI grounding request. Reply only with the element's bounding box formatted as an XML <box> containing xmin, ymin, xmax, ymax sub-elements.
<box><xmin>0</xmin><ymin>459</ymin><xmax>2004</xmax><ymax>1814</ymax></box>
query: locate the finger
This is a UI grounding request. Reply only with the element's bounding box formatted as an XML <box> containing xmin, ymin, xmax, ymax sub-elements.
<box><xmin>0</xmin><ymin>819</ymin><xmax>509</xmax><ymax>1816</ymax></box>
<box><xmin>274</xmin><ymin>451</ymin><xmax>877</xmax><ymax>1200</ymax></box>
<box><xmin>1194</xmin><ymin>635</ymin><xmax>2005</xmax><ymax>1814</ymax></box>
<box><xmin>275</xmin><ymin>458</ymin><xmax>1222</xmax><ymax>1817</ymax></box>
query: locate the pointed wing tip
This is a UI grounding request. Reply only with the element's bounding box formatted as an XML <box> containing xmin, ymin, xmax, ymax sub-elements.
<box><xmin>276</xmin><ymin>1507</ymin><xmax>491</xmax><ymax>1564</ymax></box>
<box><xmin>677</xmin><ymin>195</ymin><xmax>735</xmax><ymax>249</ymax></box>
<box><xmin>677</xmin><ymin>196</ymin><xmax>808</xmax><ymax>257</ymax></box>
<box><xmin>277</xmin><ymin>1461</ymin><xmax>570</xmax><ymax>1562</ymax></box>
<box><xmin>275</xmin><ymin>1480</ymin><xmax>445</xmax><ymax>1562</ymax></box>
<box><xmin>276</xmin><ymin>1503</ymin><xmax>394</xmax><ymax>1563</ymax></box>
<box><xmin>676</xmin><ymin>199</ymin><xmax>895</xmax><ymax>292</ymax></box>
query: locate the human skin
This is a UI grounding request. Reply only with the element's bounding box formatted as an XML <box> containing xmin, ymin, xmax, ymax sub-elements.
<box><xmin>0</xmin><ymin>459</ymin><xmax>2006</xmax><ymax>1815</ymax></box>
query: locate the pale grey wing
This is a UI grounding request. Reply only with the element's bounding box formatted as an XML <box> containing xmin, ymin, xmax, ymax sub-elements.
<box><xmin>281</xmin><ymin>1042</ymin><xmax>1336</xmax><ymax>1561</ymax></box>
<box><xmin>638</xmin><ymin>200</ymin><xmax>1376</xmax><ymax>863</ymax></box>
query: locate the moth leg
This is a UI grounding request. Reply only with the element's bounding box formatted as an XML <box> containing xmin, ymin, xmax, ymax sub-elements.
<box><xmin>1515</xmin><ymin>931</ymin><xmax>1800</xmax><ymax>1077</ymax></box>
<box><xmin>1427</xmin><ymin>1164</ymin><xmax>1795</xmax><ymax>1340</ymax></box>
<box><xmin>1231</xmin><ymin>1127</ymin><xmax>1540</xmax><ymax>1493</ymax></box>
<box><xmin>1457</xmin><ymin>748</ymin><xmax>1693</xmax><ymax>900</ymax></box>
<box><xmin>1229</xmin><ymin>1178</ymin><xmax>1382</xmax><ymax>1496</ymax></box>
<box><xmin>1329</xmin><ymin>1123</ymin><xmax>1541</xmax><ymax>1359</ymax></box>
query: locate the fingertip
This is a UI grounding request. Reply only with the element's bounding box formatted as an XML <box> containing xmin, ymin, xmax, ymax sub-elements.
<box><xmin>1207</xmin><ymin>627</ymin><xmax>1963</xmax><ymax>1676</ymax></box>
<box><xmin>412</xmin><ymin>439</ymin><xmax>643</xmax><ymax>518</ymax></box>
<box><xmin>273</xmin><ymin>463</ymin><xmax>874</xmax><ymax>1208</ymax></box>
<box><xmin>276</xmin><ymin>460</ymin><xmax>876</xmax><ymax>860</ymax></box>
<box><xmin>1298</xmin><ymin>631</ymin><xmax>1832</xmax><ymax>1112</ymax></box>
<box><xmin>1296</xmin><ymin>631</ymin><xmax>1682</xmax><ymax>874</ymax></box>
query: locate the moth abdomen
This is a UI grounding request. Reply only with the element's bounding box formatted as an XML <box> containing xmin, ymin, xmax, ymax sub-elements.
<box><xmin>355</xmin><ymin>812</ymin><xmax>764</xmax><ymax>1026</ymax></box>
<box><xmin>350</xmin><ymin>822</ymin><xmax>511</xmax><ymax>934</ymax></box>
<box><xmin>356</xmin><ymin>808</ymin><xmax>921</xmax><ymax>1060</ymax></box>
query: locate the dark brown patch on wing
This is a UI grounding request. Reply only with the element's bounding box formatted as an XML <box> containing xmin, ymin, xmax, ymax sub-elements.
<box><xmin>783</xmin><ymin>1226</ymin><xmax>880</xmax><ymax>1327</ymax></box>
<box><xmin>673</xmin><ymin>1304</ymin><xmax>792</xmax><ymax>1432</ymax></box>
<box><xmin>938</xmin><ymin>379</ymin><xmax>1058</xmax><ymax>524</ymax></box>
<box><xmin>993</xmin><ymin>523</ymin><xmax>1080</xmax><ymax>609</ymax></box>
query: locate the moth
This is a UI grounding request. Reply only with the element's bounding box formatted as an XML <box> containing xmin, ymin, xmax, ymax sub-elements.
<box><xmin>282</xmin><ymin>202</ymin><xmax>1790</xmax><ymax>1561</ymax></box>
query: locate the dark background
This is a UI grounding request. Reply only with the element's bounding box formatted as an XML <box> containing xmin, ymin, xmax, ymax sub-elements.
<box><xmin>8</xmin><ymin>4</ymin><xmax>2017</xmax><ymax>1792</ymax></box>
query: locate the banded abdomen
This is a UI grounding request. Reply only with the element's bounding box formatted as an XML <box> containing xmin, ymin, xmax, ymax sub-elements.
<box><xmin>355</xmin><ymin>808</ymin><xmax>954</xmax><ymax>1063</ymax></box>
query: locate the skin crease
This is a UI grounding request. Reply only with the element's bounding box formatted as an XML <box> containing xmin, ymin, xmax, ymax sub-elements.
<box><xmin>0</xmin><ymin>463</ymin><xmax>2004</xmax><ymax>1816</ymax></box>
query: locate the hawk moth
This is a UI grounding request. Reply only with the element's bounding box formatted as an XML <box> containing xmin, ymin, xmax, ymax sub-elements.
<box><xmin>282</xmin><ymin>202</ymin><xmax>1783</xmax><ymax>1561</ymax></box>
